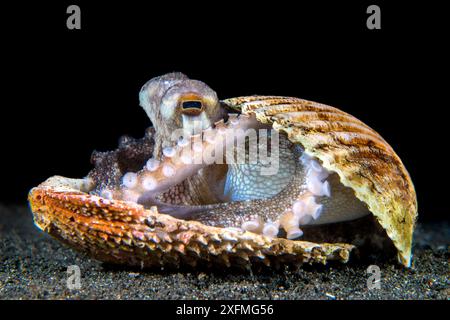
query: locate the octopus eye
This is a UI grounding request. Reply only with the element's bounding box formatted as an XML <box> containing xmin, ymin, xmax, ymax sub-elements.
<box><xmin>182</xmin><ymin>101</ymin><xmax>202</xmax><ymax>110</ymax></box>
<box><xmin>181</xmin><ymin>100</ymin><xmax>204</xmax><ymax>116</ymax></box>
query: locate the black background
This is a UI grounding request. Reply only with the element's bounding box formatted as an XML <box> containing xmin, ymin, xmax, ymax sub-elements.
<box><xmin>2</xmin><ymin>1</ymin><xmax>447</xmax><ymax>221</ymax></box>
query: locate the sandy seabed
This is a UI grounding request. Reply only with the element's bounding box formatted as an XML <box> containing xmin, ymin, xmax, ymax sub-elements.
<box><xmin>0</xmin><ymin>205</ymin><xmax>448</xmax><ymax>300</ymax></box>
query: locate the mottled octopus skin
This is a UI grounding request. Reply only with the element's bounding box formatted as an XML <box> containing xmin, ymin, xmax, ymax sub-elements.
<box><xmin>29</xmin><ymin>176</ymin><xmax>353</xmax><ymax>269</ymax></box>
<box><xmin>28</xmin><ymin>93</ymin><xmax>417</xmax><ymax>269</ymax></box>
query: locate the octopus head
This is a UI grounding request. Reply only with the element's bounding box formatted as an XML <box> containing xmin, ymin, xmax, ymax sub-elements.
<box><xmin>139</xmin><ymin>72</ymin><xmax>224</xmax><ymax>142</ymax></box>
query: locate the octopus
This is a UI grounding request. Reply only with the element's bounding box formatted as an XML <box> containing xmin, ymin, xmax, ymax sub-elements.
<box><xmin>29</xmin><ymin>72</ymin><xmax>418</xmax><ymax>269</ymax></box>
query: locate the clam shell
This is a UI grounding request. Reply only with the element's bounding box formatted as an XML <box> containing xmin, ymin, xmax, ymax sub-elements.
<box><xmin>28</xmin><ymin>95</ymin><xmax>417</xmax><ymax>269</ymax></box>
<box><xmin>28</xmin><ymin>176</ymin><xmax>354</xmax><ymax>269</ymax></box>
<box><xmin>223</xmin><ymin>96</ymin><xmax>418</xmax><ymax>267</ymax></box>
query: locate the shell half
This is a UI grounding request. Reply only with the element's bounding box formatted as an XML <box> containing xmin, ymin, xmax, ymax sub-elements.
<box><xmin>28</xmin><ymin>176</ymin><xmax>354</xmax><ymax>269</ymax></box>
<box><xmin>222</xmin><ymin>96</ymin><xmax>418</xmax><ymax>267</ymax></box>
